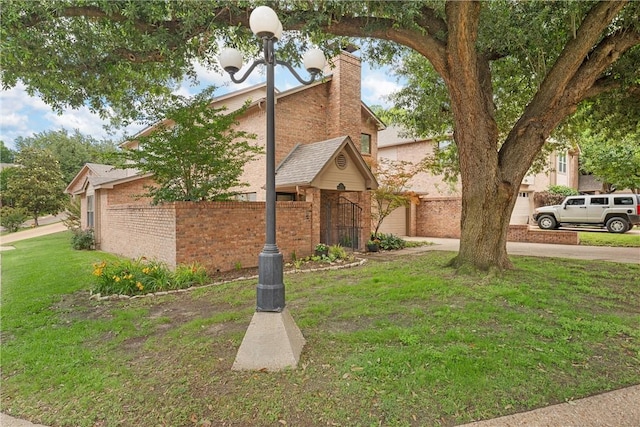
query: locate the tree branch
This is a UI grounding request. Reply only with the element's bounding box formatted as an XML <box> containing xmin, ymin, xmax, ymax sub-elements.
<box><xmin>500</xmin><ymin>1</ymin><xmax>632</xmax><ymax>177</ymax></box>
<box><xmin>566</xmin><ymin>28</ymin><xmax>640</xmax><ymax>102</ymax></box>
<box><xmin>529</xmin><ymin>1</ymin><xmax>628</xmax><ymax>115</ymax></box>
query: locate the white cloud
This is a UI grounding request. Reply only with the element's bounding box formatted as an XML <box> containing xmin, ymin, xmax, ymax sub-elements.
<box><xmin>0</xmin><ymin>83</ymin><xmax>52</xmax><ymax>148</ymax></box>
<box><xmin>361</xmin><ymin>68</ymin><xmax>402</xmax><ymax>108</ymax></box>
<box><xmin>43</xmin><ymin>107</ymin><xmax>112</xmax><ymax>139</ymax></box>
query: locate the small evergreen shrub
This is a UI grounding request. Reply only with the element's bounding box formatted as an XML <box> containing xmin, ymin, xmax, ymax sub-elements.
<box><xmin>548</xmin><ymin>185</ymin><xmax>580</xmax><ymax>196</ymax></box>
<box><xmin>0</xmin><ymin>206</ymin><xmax>28</xmax><ymax>232</ymax></box>
<box><xmin>71</xmin><ymin>229</ymin><xmax>95</xmax><ymax>250</ymax></box>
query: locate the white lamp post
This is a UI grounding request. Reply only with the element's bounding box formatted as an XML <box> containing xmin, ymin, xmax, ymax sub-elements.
<box><xmin>219</xmin><ymin>5</ymin><xmax>325</xmax><ymax>371</ymax></box>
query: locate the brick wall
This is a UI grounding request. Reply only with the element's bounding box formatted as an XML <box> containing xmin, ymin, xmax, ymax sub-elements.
<box><xmin>107</xmin><ymin>177</ymin><xmax>155</xmax><ymax>205</ymax></box>
<box><xmin>102</xmin><ymin>203</ymin><xmax>177</xmax><ymax>267</ymax></box>
<box><xmin>326</xmin><ymin>51</ymin><xmax>362</xmax><ymax>146</ymax></box>
<box><xmin>174</xmin><ymin>201</ymin><xmax>314</xmax><ymax>273</ymax></box>
<box><xmin>416</xmin><ymin>196</ymin><xmax>579</xmax><ymax>245</ymax></box>
<box><xmin>416</xmin><ymin>197</ymin><xmax>462</xmax><ymax>238</ymax></box>
<box><xmin>99</xmin><ymin>201</ymin><xmax>314</xmax><ymax>274</ymax></box>
<box><xmin>507</xmin><ymin>224</ymin><xmax>579</xmax><ymax>245</ymax></box>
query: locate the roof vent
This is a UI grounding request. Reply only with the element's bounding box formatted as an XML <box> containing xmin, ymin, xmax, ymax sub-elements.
<box><xmin>335</xmin><ymin>153</ymin><xmax>348</xmax><ymax>169</ymax></box>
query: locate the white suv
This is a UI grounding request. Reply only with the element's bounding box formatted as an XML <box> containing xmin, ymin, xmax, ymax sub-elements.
<box><xmin>533</xmin><ymin>194</ymin><xmax>640</xmax><ymax>233</ymax></box>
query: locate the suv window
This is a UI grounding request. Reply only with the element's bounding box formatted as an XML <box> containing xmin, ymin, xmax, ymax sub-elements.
<box><xmin>590</xmin><ymin>197</ymin><xmax>608</xmax><ymax>205</ymax></box>
<box><xmin>613</xmin><ymin>196</ymin><xmax>634</xmax><ymax>206</ymax></box>
<box><xmin>566</xmin><ymin>198</ymin><xmax>585</xmax><ymax>206</ymax></box>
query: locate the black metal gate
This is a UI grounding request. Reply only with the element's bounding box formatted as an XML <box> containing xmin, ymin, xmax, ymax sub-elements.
<box><xmin>322</xmin><ymin>196</ymin><xmax>361</xmax><ymax>250</ymax></box>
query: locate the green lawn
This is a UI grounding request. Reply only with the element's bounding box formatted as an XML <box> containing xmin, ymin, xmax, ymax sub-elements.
<box><xmin>579</xmin><ymin>230</ymin><xmax>640</xmax><ymax>247</ymax></box>
<box><xmin>2</xmin><ymin>231</ymin><xmax>639</xmax><ymax>427</ymax></box>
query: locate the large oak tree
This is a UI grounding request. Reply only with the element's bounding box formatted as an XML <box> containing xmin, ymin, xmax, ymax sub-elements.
<box><xmin>2</xmin><ymin>1</ymin><xmax>638</xmax><ymax>270</ymax></box>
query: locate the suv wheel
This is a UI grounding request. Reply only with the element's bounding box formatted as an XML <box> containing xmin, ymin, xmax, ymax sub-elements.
<box><xmin>606</xmin><ymin>217</ymin><xmax>630</xmax><ymax>234</ymax></box>
<box><xmin>537</xmin><ymin>214</ymin><xmax>557</xmax><ymax>230</ymax></box>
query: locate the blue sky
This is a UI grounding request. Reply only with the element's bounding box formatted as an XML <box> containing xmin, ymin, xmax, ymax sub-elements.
<box><xmin>0</xmin><ymin>56</ymin><xmax>400</xmax><ymax>151</ymax></box>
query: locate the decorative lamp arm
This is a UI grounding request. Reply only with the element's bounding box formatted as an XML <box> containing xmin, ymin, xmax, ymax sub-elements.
<box><xmin>276</xmin><ymin>60</ymin><xmax>321</xmax><ymax>85</ymax></box>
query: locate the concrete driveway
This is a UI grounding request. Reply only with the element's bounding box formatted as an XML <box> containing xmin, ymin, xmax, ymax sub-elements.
<box><xmin>410</xmin><ymin>237</ymin><xmax>640</xmax><ymax>264</ymax></box>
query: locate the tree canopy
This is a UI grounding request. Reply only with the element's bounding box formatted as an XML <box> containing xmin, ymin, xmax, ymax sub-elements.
<box><xmin>5</xmin><ymin>147</ymin><xmax>67</xmax><ymax>225</ymax></box>
<box><xmin>14</xmin><ymin>129</ymin><xmax>118</xmax><ymax>183</ymax></box>
<box><xmin>0</xmin><ymin>141</ymin><xmax>16</xmax><ymax>163</ymax></box>
<box><xmin>2</xmin><ymin>1</ymin><xmax>639</xmax><ymax>270</ymax></box>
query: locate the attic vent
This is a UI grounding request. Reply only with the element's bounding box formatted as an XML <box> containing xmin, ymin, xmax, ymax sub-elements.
<box><xmin>335</xmin><ymin>153</ymin><xmax>348</xmax><ymax>169</ymax></box>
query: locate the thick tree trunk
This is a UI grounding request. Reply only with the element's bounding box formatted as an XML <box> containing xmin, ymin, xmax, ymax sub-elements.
<box><xmin>448</xmin><ymin>126</ymin><xmax>519</xmax><ymax>271</ymax></box>
<box><xmin>443</xmin><ymin>2</ymin><xmax>517</xmax><ymax>271</ymax></box>
<box><xmin>451</xmin><ymin>172</ymin><xmax>517</xmax><ymax>271</ymax></box>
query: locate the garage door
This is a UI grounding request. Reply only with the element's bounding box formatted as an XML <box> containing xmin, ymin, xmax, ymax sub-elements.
<box><xmin>511</xmin><ymin>192</ymin><xmax>532</xmax><ymax>224</ymax></box>
<box><xmin>378</xmin><ymin>206</ymin><xmax>408</xmax><ymax>235</ymax></box>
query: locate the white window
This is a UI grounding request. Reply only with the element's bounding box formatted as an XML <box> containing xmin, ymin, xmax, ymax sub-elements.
<box><xmin>558</xmin><ymin>152</ymin><xmax>567</xmax><ymax>174</ymax></box>
<box><xmin>233</xmin><ymin>192</ymin><xmax>257</xmax><ymax>202</ymax></box>
<box><xmin>360</xmin><ymin>133</ymin><xmax>371</xmax><ymax>155</ymax></box>
<box><xmin>86</xmin><ymin>195</ymin><xmax>94</xmax><ymax>228</ymax></box>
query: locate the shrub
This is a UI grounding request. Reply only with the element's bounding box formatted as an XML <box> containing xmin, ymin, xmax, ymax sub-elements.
<box><xmin>548</xmin><ymin>185</ymin><xmax>579</xmax><ymax>196</ymax></box>
<box><xmin>534</xmin><ymin>185</ymin><xmax>579</xmax><ymax>208</ymax></box>
<box><xmin>173</xmin><ymin>262</ymin><xmax>208</xmax><ymax>288</ymax></box>
<box><xmin>328</xmin><ymin>244</ymin><xmax>348</xmax><ymax>261</ymax></box>
<box><xmin>92</xmin><ymin>257</ymin><xmax>209</xmax><ymax>296</ymax></box>
<box><xmin>71</xmin><ymin>229</ymin><xmax>95</xmax><ymax>250</ymax></box>
<box><xmin>0</xmin><ymin>206</ymin><xmax>28</xmax><ymax>232</ymax></box>
<box><xmin>377</xmin><ymin>233</ymin><xmax>407</xmax><ymax>250</ymax></box>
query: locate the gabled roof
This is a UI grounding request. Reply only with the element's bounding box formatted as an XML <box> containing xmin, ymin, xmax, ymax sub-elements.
<box><xmin>65</xmin><ymin>163</ymin><xmax>144</xmax><ymax>195</ymax></box>
<box><xmin>276</xmin><ymin>136</ymin><xmax>378</xmax><ymax>190</ymax></box>
<box><xmin>123</xmin><ymin>71</ymin><xmax>384</xmax><ymax>150</ymax></box>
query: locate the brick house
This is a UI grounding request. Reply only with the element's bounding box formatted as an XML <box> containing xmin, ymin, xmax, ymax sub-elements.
<box><xmin>66</xmin><ymin>50</ymin><xmax>385</xmax><ymax>272</ymax></box>
<box><xmin>376</xmin><ymin>125</ymin><xmax>580</xmax><ymax>244</ymax></box>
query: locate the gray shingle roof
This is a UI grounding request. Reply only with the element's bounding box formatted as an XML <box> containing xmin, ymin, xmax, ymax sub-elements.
<box><xmin>275</xmin><ymin>136</ymin><xmax>348</xmax><ymax>187</ymax></box>
<box><xmin>85</xmin><ymin>163</ymin><xmax>140</xmax><ymax>180</ymax></box>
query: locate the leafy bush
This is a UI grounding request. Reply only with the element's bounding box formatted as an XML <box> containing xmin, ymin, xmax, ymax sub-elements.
<box><xmin>534</xmin><ymin>185</ymin><xmax>579</xmax><ymax>208</ymax></box>
<box><xmin>548</xmin><ymin>185</ymin><xmax>579</xmax><ymax>196</ymax></box>
<box><xmin>328</xmin><ymin>244</ymin><xmax>348</xmax><ymax>261</ymax></box>
<box><xmin>315</xmin><ymin>243</ymin><xmax>329</xmax><ymax>252</ymax></box>
<box><xmin>71</xmin><ymin>228</ymin><xmax>95</xmax><ymax>250</ymax></box>
<box><xmin>173</xmin><ymin>262</ymin><xmax>208</xmax><ymax>288</ymax></box>
<box><xmin>377</xmin><ymin>233</ymin><xmax>407</xmax><ymax>250</ymax></box>
<box><xmin>0</xmin><ymin>206</ymin><xmax>28</xmax><ymax>232</ymax></box>
<box><xmin>92</xmin><ymin>258</ymin><xmax>209</xmax><ymax>296</ymax></box>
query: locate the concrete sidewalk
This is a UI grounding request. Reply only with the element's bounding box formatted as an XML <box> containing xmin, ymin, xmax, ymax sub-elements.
<box><xmin>0</xmin><ymin>222</ymin><xmax>67</xmax><ymax>248</ymax></box>
<box><xmin>460</xmin><ymin>384</ymin><xmax>640</xmax><ymax>426</ymax></box>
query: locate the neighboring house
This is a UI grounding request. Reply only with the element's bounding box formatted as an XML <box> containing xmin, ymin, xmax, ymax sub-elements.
<box><xmin>376</xmin><ymin>125</ymin><xmax>580</xmax><ymax>237</ymax></box>
<box><xmin>66</xmin><ymin>50</ymin><xmax>384</xmax><ymax>273</ymax></box>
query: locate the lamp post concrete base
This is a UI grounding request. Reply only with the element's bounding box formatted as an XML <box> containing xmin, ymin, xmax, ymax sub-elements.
<box><xmin>232</xmin><ymin>308</ymin><xmax>305</xmax><ymax>371</ymax></box>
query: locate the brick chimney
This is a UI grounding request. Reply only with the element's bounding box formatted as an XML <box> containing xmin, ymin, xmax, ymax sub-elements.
<box><xmin>324</xmin><ymin>48</ymin><xmax>362</xmax><ymax>146</ymax></box>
